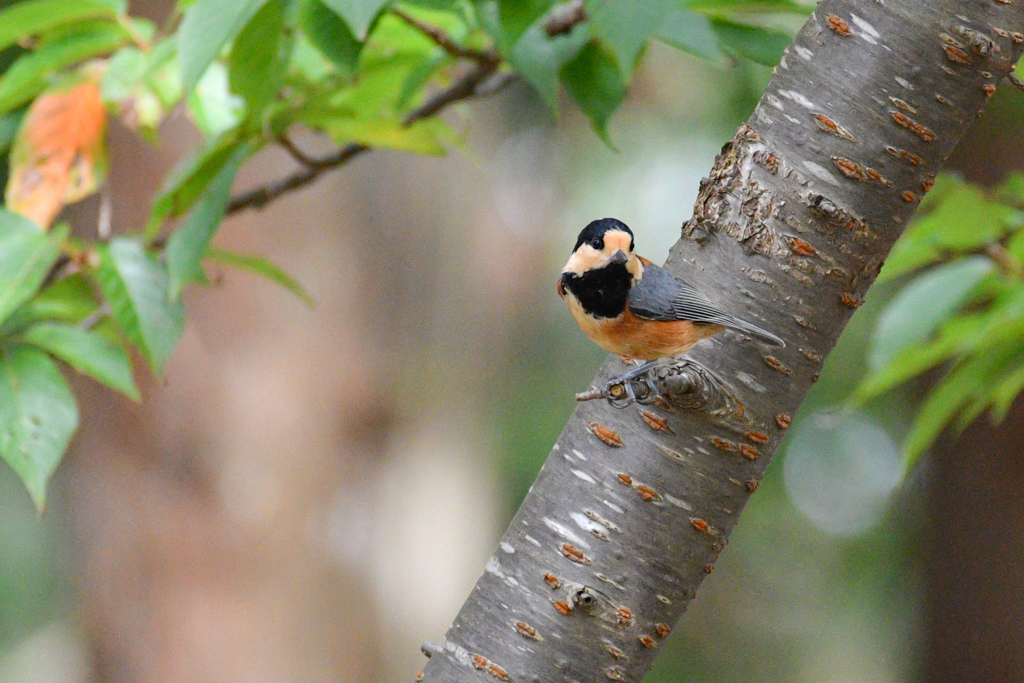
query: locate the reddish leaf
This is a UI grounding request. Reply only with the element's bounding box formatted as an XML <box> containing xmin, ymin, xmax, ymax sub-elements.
<box><xmin>6</xmin><ymin>72</ymin><xmax>107</xmax><ymax>229</ymax></box>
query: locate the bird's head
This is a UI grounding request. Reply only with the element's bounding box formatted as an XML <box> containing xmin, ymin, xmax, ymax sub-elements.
<box><xmin>563</xmin><ymin>218</ymin><xmax>643</xmax><ymax>281</ymax></box>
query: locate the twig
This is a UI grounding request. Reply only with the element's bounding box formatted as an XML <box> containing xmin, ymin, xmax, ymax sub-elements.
<box><xmin>98</xmin><ymin>189</ymin><xmax>112</xmax><ymax>240</ymax></box>
<box><xmin>41</xmin><ymin>254</ymin><xmax>73</xmax><ymax>289</ymax></box>
<box><xmin>226</xmin><ymin>142</ymin><xmax>369</xmax><ymax>214</ymax></box>
<box><xmin>401</xmin><ymin>61</ymin><xmax>498</xmax><ymax>125</ymax></box>
<box><xmin>226</xmin><ymin>61</ymin><xmax>500</xmax><ymax>215</ymax></box>
<box><xmin>277</xmin><ymin>133</ymin><xmax>329</xmax><ymax>168</ymax></box>
<box><xmin>79</xmin><ymin>302</ymin><xmax>110</xmax><ymax>331</ymax></box>
<box><xmin>474</xmin><ymin>71</ymin><xmax>518</xmax><ymax>97</ymax></box>
<box><xmin>225</xmin><ymin>2</ymin><xmax>589</xmax><ymax>216</ymax></box>
<box><xmin>391</xmin><ymin>8</ymin><xmax>499</xmax><ymax>65</ymax></box>
<box><xmin>545</xmin><ymin>0</ymin><xmax>587</xmax><ymax>36</ymax></box>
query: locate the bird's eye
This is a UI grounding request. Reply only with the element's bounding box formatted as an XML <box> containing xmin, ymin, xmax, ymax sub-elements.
<box><xmin>590</xmin><ymin>238</ymin><xmax>602</xmax><ymax>249</ymax></box>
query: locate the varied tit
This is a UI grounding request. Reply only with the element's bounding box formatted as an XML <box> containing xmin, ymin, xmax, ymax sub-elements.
<box><xmin>557</xmin><ymin>218</ymin><xmax>784</xmax><ymax>400</ymax></box>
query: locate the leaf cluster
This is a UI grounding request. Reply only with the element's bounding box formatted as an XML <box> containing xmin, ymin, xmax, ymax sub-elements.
<box><xmin>0</xmin><ymin>0</ymin><xmax>806</xmax><ymax>508</ymax></box>
<box><xmin>857</xmin><ymin>172</ymin><xmax>1024</xmax><ymax>466</ymax></box>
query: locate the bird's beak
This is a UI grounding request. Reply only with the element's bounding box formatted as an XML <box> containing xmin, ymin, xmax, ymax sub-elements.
<box><xmin>609</xmin><ymin>250</ymin><xmax>628</xmax><ymax>265</ymax></box>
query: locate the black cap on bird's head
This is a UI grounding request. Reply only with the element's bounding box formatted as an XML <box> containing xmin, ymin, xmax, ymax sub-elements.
<box><xmin>562</xmin><ymin>217</ymin><xmax>642</xmax><ymax>283</ymax></box>
<box><xmin>573</xmin><ymin>218</ymin><xmax>634</xmax><ymax>254</ymax></box>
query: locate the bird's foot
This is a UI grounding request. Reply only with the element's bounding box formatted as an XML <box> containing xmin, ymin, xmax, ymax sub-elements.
<box><xmin>604</xmin><ymin>374</ymin><xmax>660</xmax><ymax>408</ymax></box>
<box><xmin>576</xmin><ymin>360</ymin><xmax>662</xmax><ymax>408</ymax></box>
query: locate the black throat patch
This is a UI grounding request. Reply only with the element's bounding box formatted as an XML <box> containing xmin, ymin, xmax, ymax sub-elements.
<box><xmin>561</xmin><ymin>263</ymin><xmax>632</xmax><ymax>319</ymax></box>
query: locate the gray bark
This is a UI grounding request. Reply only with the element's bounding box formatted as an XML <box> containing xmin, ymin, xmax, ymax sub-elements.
<box><xmin>420</xmin><ymin>2</ymin><xmax>1024</xmax><ymax>681</ymax></box>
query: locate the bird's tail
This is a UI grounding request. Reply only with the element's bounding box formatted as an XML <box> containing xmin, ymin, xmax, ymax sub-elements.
<box><xmin>725</xmin><ymin>317</ymin><xmax>785</xmax><ymax>347</ymax></box>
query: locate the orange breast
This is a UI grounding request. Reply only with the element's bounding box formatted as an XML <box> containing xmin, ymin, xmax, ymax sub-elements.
<box><xmin>565</xmin><ymin>291</ymin><xmax>722</xmax><ymax>360</ymax></box>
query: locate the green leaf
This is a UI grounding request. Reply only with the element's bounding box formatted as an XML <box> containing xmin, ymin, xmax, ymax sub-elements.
<box><xmin>686</xmin><ymin>0</ymin><xmax>811</xmax><ymax>17</ymax></box>
<box><xmin>94</xmin><ymin>238</ymin><xmax>183</xmax><ymax>374</ymax></box>
<box><xmin>585</xmin><ymin>0</ymin><xmax>666</xmax><ymax>78</ymax></box>
<box><xmin>314</xmin><ymin>12</ymin><xmax>440</xmax><ymax>117</ymax></box>
<box><xmin>300</xmin><ymin>0</ymin><xmax>363</xmax><ymax>74</ymax></box>
<box><xmin>654</xmin><ymin>7</ymin><xmax>725</xmax><ymax>64</ymax></box>
<box><xmin>497</xmin><ymin>0</ymin><xmax>552</xmax><ymax>51</ymax></box>
<box><xmin>0</xmin><ymin>24</ymin><xmax>129</xmax><ymax>117</ymax></box>
<box><xmin>990</xmin><ymin>358</ymin><xmax>1024</xmax><ymax>422</ymax></box>
<box><xmin>0</xmin><ymin>110</ymin><xmax>24</xmax><ymax>156</ymax></box>
<box><xmin>995</xmin><ymin>170</ymin><xmax>1024</xmax><ymax>207</ymax></box>
<box><xmin>101</xmin><ymin>46</ymin><xmax>147</xmax><ymax>100</ymax></box>
<box><xmin>509</xmin><ymin>16</ymin><xmax>590</xmax><ymax>109</ymax></box>
<box><xmin>177</xmin><ymin>0</ymin><xmax>269</xmax><ymax>93</ymax></box>
<box><xmin>855</xmin><ymin>315</ymin><xmax>985</xmax><ymax>402</ymax></box>
<box><xmin>142</xmin><ymin>39</ymin><xmax>185</xmax><ymax>107</ymax></box>
<box><xmin>206</xmin><ymin>246</ymin><xmax>314</xmax><ymax>307</ymax></box>
<box><xmin>953</xmin><ymin>393</ymin><xmax>992</xmax><ymax>434</ymax></box>
<box><xmin>19</xmin><ymin>273</ymin><xmax>96</xmax><ymax>324</ymax></box>
<box><xmin>167</xmin><ymin>143</ymin><xmax>250</xmax><ymax>296</ymax></box>
<box><xmin>229</xmin><ymin>0</ymin><xmax>289</xmax><ymax>117</ymax></box>
<box><xmin>396</xmin><ymin>52</ymin><xmax>448</xmax><ymax>108</ymax></box>
<box><xmin>316</xmin><ymin>115</ymin><xmax>450</xmax><ymax>154</ymax></box>
<box><xmin>0</xmin><ymin>210</ymin><xmax>62</xmax><ymax>327</ymax></box>
<box><xmin>879</xmin><ymin>182</ymin><xmax>1020</xmax><ymax>283</ymax></box>
<box><xmin>903</xmin><ymin>341</ymin><xmax>1024</xmax><ymax>466</ymax></box>
<box><xmin>147</xmin><ymin>134</ymin><xmax>245</xmax><ymax>235</ymax></box>
<box><xmin>560</xmin><ymin>40</ymin><xmax>626</xmax><ymax>142</ymax></box>
<box><xmin>321</xmin><ymin>0</ymin><xmax>390</xmax><ymax>39</ymax></box>
<box><xmin>287</xmin><ymin>33</ymin><xmax>340</xmax><ymax>84</ymax></box>
<box><xmin>101</xmin><ymin>42</ymin><xmax>182</xmax><ymax>137</ymax></box>
<box><xmin>0</xmin><ymin>273</ymin><xmax>98</xmax><ymax>336</ymax></box>
<box><xmin>1008</xmin><ymin>230</ymin><xmax>1024</xmax><ymax>264</ymax></box>
<box><xmin>0</xmin><ymin>0</ymin><xmax>122</xmax><ymax>53</ymax></box>
<box><xmin>0</xmin><ymin>345</ymin><xmax>77</xmax><ymax>512</ymax></box>
<box><xmin>403</xmin><ymin>0</ymin><xmax>459</xmax><ymax>7</ymax></box>
<box><xmin>21</xmin><ymin>322</ymin><xmax>139</xmax><ymax>400</ymax></box>
<box><xmin>711</xmin><ymin>18</ymin><xmax>790</xmax><ymax>66</ymax></box>
<box><xmin>868</xmin><ymin>256</ymin><xmax>993</xmax><ymax>371</ymax></box>
<box><xmin>187</xmin><ymin>61</ymin><xmax>245</xmax><ymax>139</ymax></box>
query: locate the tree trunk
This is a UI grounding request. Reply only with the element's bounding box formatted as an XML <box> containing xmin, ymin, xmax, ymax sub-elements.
<box><xmin>927</xmin><ymin>395</ymin><xmax>1024</xmax><ymax>682</ymax></box>
<box><xmin>420</xmin><ymin>1</ymin><xmax>1024</xmax><ymax>681</ymax></box>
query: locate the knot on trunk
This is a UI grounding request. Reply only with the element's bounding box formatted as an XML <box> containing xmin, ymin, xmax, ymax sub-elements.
<box><xmin>653</xmin><ymin>360</ymin><xmax>743</xmax><ymax>418</ymax></box>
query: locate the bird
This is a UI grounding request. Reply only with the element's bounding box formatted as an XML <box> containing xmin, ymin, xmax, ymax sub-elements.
<box><xmin>557</xmin><ymin>218</ymin><xmax>784</xmax><ymax>402</ymax></box>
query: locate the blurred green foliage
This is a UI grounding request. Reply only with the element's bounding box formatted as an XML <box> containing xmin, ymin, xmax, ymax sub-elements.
<box><xmin>857</xmin><ymin>172</ymin><xmax>1024</xmax><ymax>466</ymax></box>
<box><xmin>0</xmin><ymin>0</ymin><xmax>809</xmax><ymax>508</ymax></box>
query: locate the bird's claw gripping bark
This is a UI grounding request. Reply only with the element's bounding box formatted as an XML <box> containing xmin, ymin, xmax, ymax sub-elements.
<box><xmin>605</xmin><ymin>375</ymin><xmax>660</xmax><ymax>408</ymax></box>
<box><xmin>576</xmin><ymin>362</ymin><xmax>662</xmax><ymax>408</ymax></box>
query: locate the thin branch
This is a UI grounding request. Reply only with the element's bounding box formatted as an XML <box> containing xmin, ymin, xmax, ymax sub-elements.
<box><xmin>79</xmin><ymin>302</ymin><xmax>110</xmax><ymax>331</ymax></box>
<box><xmin>98</xmin><ymin>189</ymin><xmax>112</xmax><ymax>240</ymax></box>
<box><xmin>226</xmin><ymin>61</ymin><xmax>500</xmax><ymax>215</ymax></box>
<box><xmin>225</xmin><ymin>141</ymin><xmax>369</xmax><ymax>214</ymax></box>
<box><xmin>544</xmin><ymin>0</ymin><xmax>587</xmax><ymax>36</ymax></box>
<box><xmin>474</xmin><ymin>71</ymin><xmax>518</xmax><ymax>97</ymax></box>
<box><xmin>401</xmin><ymin>61</ymin><xmax>499</xmax><ymax>125</ymax></box>
<box><xmin>391</xmin><ymin>8</ymin><xmax>499</xmax><ymax>65</ymax></box>
<box><xmin>276</xmin><ymin>133</ymin><xmax>328</xmax><ymax>168</ymax></box>
<box><xmin>224</xmin><ymin>2</ymin><xmax>589</xmax><ymax>216</ymax></box>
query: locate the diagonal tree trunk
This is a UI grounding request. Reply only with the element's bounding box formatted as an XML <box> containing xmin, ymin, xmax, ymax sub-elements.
<box><xmin>420</xmin><ymin>2</ymin><xmax>1024</xmax><ymax>681</ymax></box>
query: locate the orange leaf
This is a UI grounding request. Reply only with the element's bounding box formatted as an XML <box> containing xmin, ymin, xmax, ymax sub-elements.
<box><xmin>6</xmin><ymin>73</ymin><xmax>107</xmax><ymax>229</ymax></box>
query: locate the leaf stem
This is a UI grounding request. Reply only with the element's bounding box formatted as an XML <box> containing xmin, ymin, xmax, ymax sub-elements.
<box><xmin>224</xmin><ymin>4</ymin><xmax>588</xmax><ymax>216</ymax></box>
<box><xmin>390</xmin><ymin>7</ymin><xmax>499</xmax><ymax>66</ymax></box>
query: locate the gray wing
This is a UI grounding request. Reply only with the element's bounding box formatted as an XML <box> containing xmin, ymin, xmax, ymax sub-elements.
<box><xmin>628</xmin><ymin>262</ymin><xmax>785</xmax><ymax>346</ymax></box>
